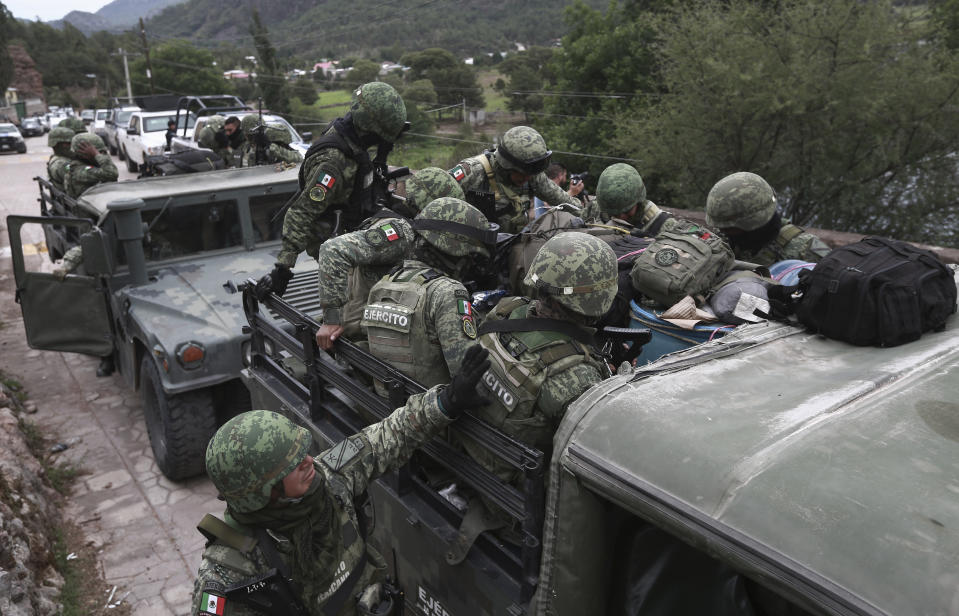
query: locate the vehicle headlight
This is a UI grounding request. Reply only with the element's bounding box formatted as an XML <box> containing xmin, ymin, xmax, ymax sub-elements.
<box><xmin>147</xmin><ymin>145</ymin><xmax>164</xmax><ymax>155</ymax></box>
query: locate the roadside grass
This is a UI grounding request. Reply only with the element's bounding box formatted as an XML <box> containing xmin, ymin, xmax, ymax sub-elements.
<box><xmin>54</xmin><ymin>523</ymin><xmax>131</xmax><ymax>615</ymax></box>
<box><xmin>17</xmin><ymin>415</ymin><xmax>82</xmax><ymax>495</ymax></box>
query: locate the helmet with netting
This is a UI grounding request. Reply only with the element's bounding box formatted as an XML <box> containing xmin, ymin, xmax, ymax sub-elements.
<box><xmin>58</xmin><ymin>117</ymin><xmax>86</xmax><ymax>132</ymax></box>
<box><xmin>241</xmin><ymin>114</ymin><xmax>263</xmax><ymax>138</ymax></box>
<box><xmin>350</xmin><ymin>82</ymin><xmax>408</xmax><ymax>143</ymax></box>
<box><xmin>48</xmin><ymin>126</ymin><xmax>75</xmax><ymax>148</ymax></box>
<box><xmin>412</xmin><ymin>197</ymin><xmax>497</xmax><ymax>258</ymax></box>
<box><xmin>523</xmin><ymin>231</ymin><xmax>618</xmax><ymax>317</ymax></box>
<box><xmin>597</xmin><ymin>163</ymin><xmax>646</xmax><ymax>216</ymax></box>
<box><xmin>205</xmin><ymin>409</ymin><xmax>312</xmax><ymax>513</ymax></box>
<box><xmin>494</xmin><ymin>126</ymin><xmax>552</xmax><ymax>175</ymax></box>
<box><xmin>706</xmin><ymin>172</ymin><xmax>778</xmax><ymax>231</ymax></box>
<box><xmin>70</xmin><ymin>132</ymin><xmax>107</xmax><ymax>155</ymax></box>
<box><xmin>265</xmin><ymin>122</ymin><xmax>292</xmax><ymax>145</ymax></box>
<box><xmin>405</xmin><ymin>167</ymin><xmax>465</xmax><ymax>215</ymax></box>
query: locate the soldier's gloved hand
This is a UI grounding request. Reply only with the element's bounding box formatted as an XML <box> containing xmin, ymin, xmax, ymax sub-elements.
<box><xmin>255</xmin><ymin>263</ymin><xmax>293</xmax><ymax>300</ymax></box>
<box><xmin>438</xmin><ymin>346</ymin><xmax>491</xmax><ymax>419</ymax></box>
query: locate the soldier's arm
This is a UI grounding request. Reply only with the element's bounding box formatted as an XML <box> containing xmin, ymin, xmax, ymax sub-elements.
<box><xmin>320</xmin><ymin>388</ymin><xmax>452</xmax><ymax>497</ymax></box>
<box><xmin>426</xmin><ymin>278</ymin><xmax>480</xmax><ymax>377</ymax></box>
<box><xmin>531</xmin><ymin>172</ymin><xmax>577</xmax><ymax>207</ymax></box>
<box><xmin>277</xmin><ymin>152</ymin><xmax>351</xmax><ymax>268</ymax></box>
<box><xmin>537</xmin><ymin>362</ymin><xmax>604</xmax><ymax>424</ymax></box>
<box><xmin>317</xmin><ymin>219</ymin><xmax>413</xmax><ymax>324</ymax></box>
<box><xmin>193</xmin><ymin>545</ymin><xmax>266</xmax><ymax>616</ymax></box>
<box><xmin>92</xmin><ymin>153</ymin><xmax>119</xmax><ymax>182</ymax></box>
<box><xmin>794</xmin><ymin>232</ymin><xmax>831</xmax><ymax>262</ymax></box>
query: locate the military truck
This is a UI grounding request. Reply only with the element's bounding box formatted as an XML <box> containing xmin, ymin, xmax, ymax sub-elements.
<box><xmin>7</xmin><ymin>167</ymin><xmax>319</xmax><ymax>480</ymax></box>
<box><xmin>239</xmin><ymin>271</ymin><xmax>959</xmax><ymax>616</ymax></box>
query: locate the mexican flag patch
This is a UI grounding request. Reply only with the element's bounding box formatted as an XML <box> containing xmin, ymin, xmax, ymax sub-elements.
<box><xmin>381</xmin><ymin>224</ymin><xmax>399</xmax><ymax>241</ymax></box>
<box><xmin>457</xmin><ymin>299</ymin><xmax>473</xmax><ymax>317</ymax></box>
<box><xmin>319</xmin><ymin>173</ymin><xmax>336</xmax><ymax>189</ymax></box>
<box><xmin>200</xmin><ymin>592</ymin><xmax>225</xmax><ymax>615</ymax></box>
<box><xmin>450</xmin><ymin>165</ymin><xmax>466</xmax><ymax>182</ymax></box>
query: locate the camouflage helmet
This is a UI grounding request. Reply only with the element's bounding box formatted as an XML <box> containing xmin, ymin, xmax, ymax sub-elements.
<box><xmin>523</xmin><ymin>232</ymin><xmax>618</xmax><ymax>317</ymax></box>
<box><xmin>706</xmin><ymin>172</ymin><xmax>778</xmax><ymax>231</ymax></box>
<box><xmin>70</xmin><ymin>132</ymin><xmax>107</xmax><ymax>155</ymax></box>
<box><xmin>205</xmin><ymin>115</ymin><xmax>226</xmax><ymax>132</ymax></box>
<box><xmin>350</xmin><ymin>82</ymin><xmax>408</xmax><ymax>143</ymax></box>
<box><xmin>265</xmin><ymin>122</ymin><xmax>292</xmax><ymax>145</ymax></box>
<box><xmin>412</xmin><ymin>197</ymin><xmax>497</xmax><ymax>258</ymax></box>
<box><xmin>47</xmin><ymin>126</ymin><xmax>75</xmax><ymax>148</ymax></box>
<box><xmin>58</xmin><ymin>117</ymin><xmax>86</xmax><ymax>132</ymax></box>
<box><xmin>405</xmin><ymin>167</ymin><xmax>465</xmax><ymax>214</ymax></box>
<box><xmin>205</xmin><ymin>409</ymin><xmax>312</xmax><ymax>513</ymax></box>
<box><xmin>596</xmin><ymin>163</ymin><xmax>646</xmax><ymax>216</ymax></box>
<box><xmin>241</xmin><ymin>114</ymin><xmax>263</xmax><ymax>138</ymax></box>
<box><xmin>495</xmin><ymin>126</ymin><xmax>551</xmax><ymax>176</ymax></box>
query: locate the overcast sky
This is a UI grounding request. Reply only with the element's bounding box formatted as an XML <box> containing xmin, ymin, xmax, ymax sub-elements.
<box><xmin>5</xmin><ymin>0</ymin><xmax>107</xmax><ymax>22</ymax></box>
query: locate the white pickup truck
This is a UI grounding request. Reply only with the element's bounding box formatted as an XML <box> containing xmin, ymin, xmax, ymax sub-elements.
<box><xmin>120</xmin><ymin>110</ymin><xmax>196</xmax><ymax>172</ymax></box>
<box><xmin>170</xmin><ymin>112</ymin><xmax>311</xmax><ymax>159</ymax></box>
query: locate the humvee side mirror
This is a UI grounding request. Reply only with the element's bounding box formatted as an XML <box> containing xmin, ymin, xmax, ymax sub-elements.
<box><xmin>79</xmin><ymin>227</ymin><xmax>115</xmax><ymax>276</ymax></box>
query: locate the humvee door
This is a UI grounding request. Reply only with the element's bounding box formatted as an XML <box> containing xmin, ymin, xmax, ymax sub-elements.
<box><xmin>7</xmin><ymin>215</ymin><xmax>113</xmax><ymax>356</ymax></box>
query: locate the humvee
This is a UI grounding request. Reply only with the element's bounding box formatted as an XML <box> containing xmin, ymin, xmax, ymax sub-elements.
<box><xmin>7</xmin><ymin>167</ymin><xmax>319</xmax><ymax>480</ymax></box>
<box><xmin>239</xmin><ymin>269</ymin><xmax>959</xmax><ymax>616</ymax></box>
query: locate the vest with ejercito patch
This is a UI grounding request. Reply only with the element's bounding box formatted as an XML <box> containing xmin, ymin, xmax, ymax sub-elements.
<box><xmin>466</xmin><ymin>298</ymin><xmax>605</xmax><ymax>482</ymax></box>
<box><xmin>362</xmin><ymin>264</ymin><xmax>451</xmax><ymax>388</ymax></box>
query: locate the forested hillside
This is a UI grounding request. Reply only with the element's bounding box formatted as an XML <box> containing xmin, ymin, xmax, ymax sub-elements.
<box><xmin>145</xmin><ymin>0</ymin><xmax>607</xmax><ymax>57</ymax></box>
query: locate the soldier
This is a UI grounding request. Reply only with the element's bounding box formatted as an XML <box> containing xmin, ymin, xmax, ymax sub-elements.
<box><xmin>586</xmin><ymin>163</ymin><xmax>684</xmax><ymax>237</ymax></box>
<box><xmin>46</xmin><ymin>126</ymin><xmax>75</xmax><ymax>191</ymax></box>
<box><xmin>63</xmin><ymin>133</ymin><xmax>118</xmax><ymax>198</ymax></box>
<box><xmin>256</xmin><ymin>82</ymin><xmax>408</xmax><ymax>299</ymax></box>
<box><xmin>193</xmin><ymin>346</ymin><xmax>491</xmax><ymax>616</ymax></box>
<box><xmin>706</xmin><ymin>171</ymin><xmax>830</xmax><ymax>265</ymax></box>
<box><xmin>236</xmin><ymin>117</ymin><xmax>303</xmax><ymax>167</ymax></box>
<box><xmin>362</xmin><ymin>197</ymin><xmax>496</xmax><ymax>390</ymax></box>
<box><xmin>449</xmin><ymin>125</ymin><xmax>579</xmax><ymax>233</ymax></box>
<box><xmin>58</xmin><ymin>117</ymin><xmax>85</xmax><ymax>133</ymax></box>
<box><xmin>197</xmin><ymin>115</ymin><xmax>234</xmax><ymax>166</ymax></box>
<box><xmin>316</xmin><ymin>167</ymin><xmax>465</xmax><ymax>349</ymax></box>
<box><xmin>224</xmin><ymin>116</ymin><xmax>245</xmax><ymax>151</ymax></box>
<box><xmin>460</xmin><ymin>232</ymin><xmax>616</xmax><ymax>488</ymax></box>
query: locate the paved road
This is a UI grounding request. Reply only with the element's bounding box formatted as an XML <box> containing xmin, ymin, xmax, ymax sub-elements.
<box><xmin>0</xmin><ymin>134</ymin><xmax>217</xmax><ymax>615</ymax></box>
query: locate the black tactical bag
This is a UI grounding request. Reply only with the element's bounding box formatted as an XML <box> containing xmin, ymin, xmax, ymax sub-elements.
<box><xmin>795</xmin><ymin>237</ymin><xmax>957</xmax><ymax>347</ymax></box>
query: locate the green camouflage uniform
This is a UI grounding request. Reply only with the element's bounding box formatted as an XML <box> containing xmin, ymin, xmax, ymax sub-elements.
<box><xmin>197</xmin><ymin>115</ymin><xmax>235</xmax><ymax>166</ymax></box>
<box><xmin>47</xmin><ymin>155</ymin><xmax>73</xmax><ymax>191</ymax></box>
<box><xmin>46</xmin><ymin>126</ymin><xmax>75</xmax><ymax>191</ymax></box>
<box><xmin>586</xmin><ymin>163</ymin><xmax>683</xmax><ymax>237</ymax></box>
<box><xmin>237</xmin><ymin>121</ymin><xmax>303</xmax><ymax>167</ymax></box>
<box><xmin>731</xmin><ymin>222</ymin><xmax>831</xmax><ymax>265</ymax></box>
<box><xmin>64</xmin><ymin>134</ymin><xmax>118</xmax><ymax>198</ymax></box>
<box><xmin>193</xmin><ymin>389</ymin><xmax>452</xmax><ymax>616</ymax></box>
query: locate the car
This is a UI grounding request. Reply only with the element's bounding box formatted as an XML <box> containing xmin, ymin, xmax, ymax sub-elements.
<box><xmin>20</xmin><ymin>117</ymin><xmax>43</xmax><ymax>137</ymax></box>
<box><xmin>104</xmin><ymin>105</ymin><xmax>140</xmax><ymax>157</ymax></box>
<box><xmin>91</xmin><ymin>108</ymin><xmax>110</xmax><ymax>141</ymax></box>
<box><xmin>80</xmin><ymin>109</ymin><xmax>95</xmax><ymax>125</ymax></box>
<box><xmin>0</xmin><ymin>123</ymin><xmax>27</xmax><ymax>153</ymax></box>
<box><xmin>240</xmin><ymin>268</ymin><xmax>959</xmax><ymax>616</ymax></box>
<box><xmin>7</xmin><ymin>166</ymin><xmax>316</xmax><ymax>481</ymax></box>
<box><xmin>121</xmin><ymin>110</ymin><xmax>196</xmax><ymax>172</ymax></box>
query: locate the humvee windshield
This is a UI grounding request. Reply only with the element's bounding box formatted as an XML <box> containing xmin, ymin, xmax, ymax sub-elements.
<box><xmin>141</xmin><ymin>200</ymin><xmax>242</xmax><ymax>260</ymax></box>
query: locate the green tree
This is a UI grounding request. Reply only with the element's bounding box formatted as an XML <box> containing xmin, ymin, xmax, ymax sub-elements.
<box><xmin>498</xmin><ymin>46</ymin><xmax>557</xmax><ymax>116</ymax></box>
<box><xmin>249</xmin><ymin>9</ymin><xmax>288</xmax><ymax>114</ymax></box>
<box><xmin>400</xmin><ymin>48</ymin><xmax>484</xmax><ymax>109</ymax></box>
<box><xmin>131</xmin><ymin>41</ymin><xmax>226</xmax><ymax>96</ymax></box>
<box><xmin>0</xmin><ymin>3</ymin><xmax>13</xmax><ymax>92</ymax></box>
<box><xmin>291</xmin><ymin>75</ymin><xmax>317</xmax><ymax>105</ymax></box>
<box><xmin>349</xmin><ymin>59</ymin><xmax>381</xmax><ymax>86</ymax></box>
<box><xmin>402</xmin><ymin>79</ymin><xmax>437</xmax><ymax>136</ymax></box>
<box><xmin>619</xmin><ymin>0</ymin><xmax>959</xmax><ymax>246</ymax></box>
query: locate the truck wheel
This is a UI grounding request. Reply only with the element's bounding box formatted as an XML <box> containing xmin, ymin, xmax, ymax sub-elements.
<box><xmin>125</xmin><ymin>149</ymin><xmax>138</xmax><ymax>172</ymax></box>
<box><xmin>140</xmin><ymin>355</ymin><xmax>217</xmax><ymax>480</ymax></box>
<box><xmin>117</xmin><ymin>145</ymin><xmax>125</xmax><ymax>161</ymax></box>
<box><xmin>109</xmin><ymin>143</ymin><xmax>117</xmax><ymax>155</ymax></box>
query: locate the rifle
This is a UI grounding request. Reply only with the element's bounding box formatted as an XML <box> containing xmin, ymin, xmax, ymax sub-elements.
<box><xmin>598</xmin><ymin>326</ymin><xmax>652</xmax><ymax>367</ymax></box>
<box><xmin>252</xmin><ymin>97</ymin><xmax>269</xmax><ymax>166</ymax></box>
<box><xmin>223</xmin><ymin>569</ymin><xmax>308</xmax><ymax>616</ymax></box>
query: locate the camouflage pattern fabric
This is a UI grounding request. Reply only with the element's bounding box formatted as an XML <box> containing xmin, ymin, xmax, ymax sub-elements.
<box><xmin>414</xmin><ymin>197</ymin><xmax>492</xmax><ymax>258</ymax></box>
<box><xmin>317</xmin><ymin>216</ymin><xmax>415</xmax><ymax>336</ymax></box>
<box><xmin>349</xmin><ymin>82</ymin><xmax>407</xmax><ymax>142</ymax></box>
<box><xmin>266</xmin><ymin>123</ymin><xmax>293</xmax><ymax>145</ymax></box>
<box><xmin>64</xmin><ymin>134</ymin><xmax>118</xmax><ymax>198</ymax></box>
<box><xmin>277</xmin><ymin>124</ymin><xmax>362</xmax><ymax>268</ymax></box>
<box><xmin>706</xmin><ymin>171</ymin><xmax>778</xmax><ymax>231</ymax></box>
<box><xmin>46</xmin><ymin>155</ymin><xmax>72</xmax><ymax>191</ymax></box>
<box><xmin>197</xmin><ymin>116</ymin><xmax>234</xmax><ymax>166</ymax></box>
<box><xmin>47</xmin><ymin>126</ymin><xmax>74</xmax><ymax>148</ymax></box>
<box><xmin>495</xmin><ymin>126</ymin><xmax>550</xmax><ymax>174</ymax></box>
<box><xmin>523</xmin><ymin>232</ymin><xmax>618</xmax><ymax>318</ymax></box>
<box><xmin>733</xmin><ymin>222</ymin><xmax>831</xmax><ymax>265</ymax></box>
<box><xmin>193</xmin><ymin>389</ymin><xmax>452</xmax><ymax>616</ymax></box>
<box><xmin>405</xmin><ymin>167</ymin><xmax>464</xmax><ymax>214</ymax></box>
<box><xmin>237</xmin><ymin>142</ymin><xmax>303</xmax><ymax>167</ymax></box>
<box><xmin>450</xmin><ymin>153</ymin><xmax>575</xmax><ymax>233</ymax></box>
<box><xmin>58</xmin><ymin>117</ymin><xmax>85</xmax><ymax>132</ymax></box>
<box><xmin>596</xmin><ymin>163</ymin><xmax>646</xmax><ymax>216</ymax></box>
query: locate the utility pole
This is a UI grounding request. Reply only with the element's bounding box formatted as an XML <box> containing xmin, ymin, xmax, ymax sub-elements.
<box><xmin>112</xmin><ymin>48</ymin><xmax>135</xmax><ymax>102</ymax></box>
<box><xmin>139</xmin><ymin>18</ymin><xmax>155</xmax><ymax>94</ymax></box>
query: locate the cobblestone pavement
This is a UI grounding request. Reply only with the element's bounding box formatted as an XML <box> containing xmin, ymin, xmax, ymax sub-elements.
<box><xmin>0</xmin><ymin>136</ymin><xmax>217</xmax><ymax>615</ymax></box>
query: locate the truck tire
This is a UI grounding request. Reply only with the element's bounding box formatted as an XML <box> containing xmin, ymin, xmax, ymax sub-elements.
<box><xmin>108</xmin><ymin>142</ymin><xmax>117</xmax><ymax>156</ymax></box>
<box><xmin>124</xmin><ymin>148</ymin><xmax>138</xmax><ymax>172</ymax></box>
<box><xmin>117</xmin><ymin>144</ymin><xmax>125</xmax><ymax>161</ymax></box>
<box><xmin>140</xmin><ymin>355</ymin><xmax>217</xmax><ymax>480</ymax></box>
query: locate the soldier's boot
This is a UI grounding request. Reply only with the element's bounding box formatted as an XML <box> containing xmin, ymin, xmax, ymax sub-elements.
<box><xmin>97</xmin><ymin>355</ymin><xmax>115</xmax><ymax>377</ymax></box>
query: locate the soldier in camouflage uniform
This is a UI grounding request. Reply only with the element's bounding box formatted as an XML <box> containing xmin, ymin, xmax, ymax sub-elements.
<box><xmin>192</xmin><ymin>346</ymin><xmax>490</xmax><ymax>616</ymax></box>
<box><xmin>706</xmin><ymin>171</ymin><xmax>830</xmax><ymax>266</ymax></box>
<box><xmin>449</xmin><ymin>126</ymin><xmax>579</xmax><ymax>233</ymax></box>
<box><xmin>236</xmin><ymin>116</ymin><xmax>303</xmax><ymax>167</ymax></box>
<box><xmin>586</xmin><ymin>163</ymin><xmax>684</xmax><ymax>237</ymax></box>
<box><xmin>58</xmin><ymin>117</ymin><xmax>86</xmax><ymax>133</ymax></box>
<box><xmin>63</xmin><ymin>133</ymin><xmax>118</xmax><ymax>198</ymax></box>
<box><xmin>196</xmin><ymin>115</ymin><xmax>235</xmax><ymax>167</ymax></box>
<box><xmin>46</xmin><ymin>126</ymin><xmax>75</xmax><ymax>191</ymax></box>
<box><xmin>460</xmin><ymin>232</ymin><xmax>616</xmax><ymax>489</ymax></box>
<box><xmin>362</xmin><ymin>198</ymin><xmax>496</xmax><ymax>391</ymax></box>
<box><xmin>316</xmin><ymin>167</ymin><xmax>465</xmax><ymax>348</ymax></box>
<box><xmin>256</xmin><ymin>82</ymin><xmax>408</xmax><ymax>299</ymax></box>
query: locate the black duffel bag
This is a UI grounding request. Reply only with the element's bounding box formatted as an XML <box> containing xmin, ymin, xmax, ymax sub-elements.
<box><xmin>795</xmin><ymin>237</ymin><xmax>957</xmax><ymax>347</ymax></box>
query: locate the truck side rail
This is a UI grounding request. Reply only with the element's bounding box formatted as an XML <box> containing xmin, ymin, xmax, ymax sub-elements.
<box><xmin>240</xmin><ymin>282</ymin><xmax>546</xmax><ymax>602</ymax></box>
<box><xmin>35</xmin><ymin>176</ymin><xmax>79</xmax><ymax>217</ymax></box>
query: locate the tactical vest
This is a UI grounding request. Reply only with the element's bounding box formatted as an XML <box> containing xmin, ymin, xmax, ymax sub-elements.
<box><xmin>464</xmin><ymin>152</ymin><xmax>532</xmax><ymax>233</ymax></box>
<box><xmin>636</xmin><ymin>201</ymin><xmax>675</xmax><ymax>237</ymax></box>
<box><xmin>362</xmin><ymin>264</ymin><xmax>452</xmax><ymax>389</ymax></box>
<box><xmin>47</xmin><ymin>156</ymin><xmax>70</xmax><ymax>191</ymax></box>
<box><xmin>466</xmin><ymin>297</ymin><xmax>604</xmax><ymax>482</ymax></box>
<box><xmin>742</xmin><ymin>222</ymin><xmax>812</xmax><ymax>265</ymax></box>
